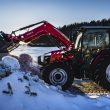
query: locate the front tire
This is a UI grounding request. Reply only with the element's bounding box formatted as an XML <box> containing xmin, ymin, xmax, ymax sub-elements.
<box><xmin>42</xmin><ymin>62</ymin><xmax>74</xmax><ymax>90</ymax></box>
<box><xmin>92</xmin><ymin>53</ymin><xmax>110</xmax><ymax>90</ymax></box>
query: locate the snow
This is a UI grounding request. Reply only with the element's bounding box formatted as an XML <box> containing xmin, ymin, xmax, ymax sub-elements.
<box><xmin>10</xmin><ymin>46</ymin><xmax>59</xmax><ymax>61</ymax></box>
<box><xmin>2</xmin><ymin>56</ymin><xmax>20</xmax><ymax>71</ymax></box>
<box><xmin>0</xmin><ymin>56</ymin><xmax>110</xmax><ymax>110</ymax></box>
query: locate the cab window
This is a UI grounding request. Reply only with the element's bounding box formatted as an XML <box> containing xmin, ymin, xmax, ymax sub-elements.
<box><xmin>83</xmin><ymin>29</ymin><xmax>109</xmax><ymax>48</ymax></box>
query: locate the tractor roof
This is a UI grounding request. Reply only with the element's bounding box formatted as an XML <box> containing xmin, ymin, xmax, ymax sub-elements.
<box><xmin>81</xmin><ymin>26</ymin><xmax>110</xmax><ymax>29</ymax></box>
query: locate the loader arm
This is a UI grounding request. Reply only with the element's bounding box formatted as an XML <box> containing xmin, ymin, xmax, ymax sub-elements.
<box><xmin>9</xmin><ymin>21</ymin><xmax>74</xmax><ymax>50</ymax></box>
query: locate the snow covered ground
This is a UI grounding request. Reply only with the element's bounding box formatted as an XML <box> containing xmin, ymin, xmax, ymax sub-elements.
<box><xmin>0</xmin><ymin>46</ymin><xmax>109</xmax><ymax>110</ymax></box>
<box><xmin>1</xmin><ymin>70</ymin><xmax>110</xmax><ymax>110</ymax></box>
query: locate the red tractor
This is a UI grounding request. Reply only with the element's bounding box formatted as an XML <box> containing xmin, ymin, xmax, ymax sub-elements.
<box><xmin>0</xmin><ymin>21</ymin><xmax>110</xmax><ymax>90</ymax></box>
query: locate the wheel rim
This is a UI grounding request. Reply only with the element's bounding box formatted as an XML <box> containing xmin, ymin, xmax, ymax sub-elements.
<box><xmin>49</xmin><ymin>68</ymin><xmax>68</xmax><ymax>86</ymax></box>
<box><xmin>106</xmin><ymin>64</ymin><xmax>110</xmax><ymax>83</ymax></box>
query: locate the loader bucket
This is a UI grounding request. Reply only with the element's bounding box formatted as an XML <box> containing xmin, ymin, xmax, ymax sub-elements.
<box><xmin>0</xmin><ymin>31</ymin><xmax>19</xmax><ymax>53</ymax></box>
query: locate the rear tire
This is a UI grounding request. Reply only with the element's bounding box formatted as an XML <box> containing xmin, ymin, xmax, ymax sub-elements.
<box><xmin>92</xmin><ymin>53</ymin><xmax>110</xmax><ymax>90</ymax></box>
<box><xmin>42</xmin><ymin>62</ymin><xmax>74</xmax><ymax>90</ymax></box>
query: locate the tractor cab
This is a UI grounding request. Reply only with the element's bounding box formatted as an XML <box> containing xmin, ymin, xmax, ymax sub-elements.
<box><xmin>75</xmin><ymin>26</ymin><xmax>110</xmax><ymax>64</ymax></box>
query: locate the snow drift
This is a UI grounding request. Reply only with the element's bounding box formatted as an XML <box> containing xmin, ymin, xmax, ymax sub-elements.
<box><xmin>0</xmin><ymin>56</ymin><xmax>110</xmax><ymax>110</ymax></box>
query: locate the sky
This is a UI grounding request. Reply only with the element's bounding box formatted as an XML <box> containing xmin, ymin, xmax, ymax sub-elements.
<box><xmin>0</xmin><ymin>0</ymin><xmax>110</xmax><ymax>33</ymax></box>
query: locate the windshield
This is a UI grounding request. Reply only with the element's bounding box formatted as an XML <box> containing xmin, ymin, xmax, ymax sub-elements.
<box><xmin>83</xmin><ymin>29</ymin><xmax>109</xmax><ymax>48</ymax></box>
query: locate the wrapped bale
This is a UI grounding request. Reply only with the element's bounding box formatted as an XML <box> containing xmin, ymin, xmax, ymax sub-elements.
<box><xmin>19</xmin><ymin>54</ymin><xmax>41</xmax><ymax>78</ymax></box>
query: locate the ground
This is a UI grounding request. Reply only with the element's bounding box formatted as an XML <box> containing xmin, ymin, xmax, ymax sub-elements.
<box><xmin>0</xmin><ymin>56</ymin><xmax>110</xmax><ymax>110</ymax></box>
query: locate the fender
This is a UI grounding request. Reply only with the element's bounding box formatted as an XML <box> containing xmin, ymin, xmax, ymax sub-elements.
<box><xmin>91</xmin><ymin>48</ymin><xmax>110</xmax><ymax>66</ymax></box>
